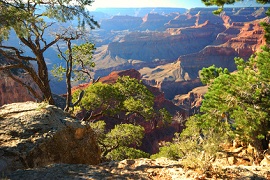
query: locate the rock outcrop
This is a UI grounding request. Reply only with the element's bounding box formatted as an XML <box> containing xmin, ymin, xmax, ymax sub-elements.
<box><xmin>0</xmin><ymin>102</ymin><xmax>100</xmax><ymax>174</ymax></box>
<box><xmin>173</xmin><ymin>86</ymin><xmax>208</xmax><ymax>115</ymax></box>
<box><xmin>139</xmin><ymin>61</ymin><xmax>204</xmax><ymax>100</ymax></box>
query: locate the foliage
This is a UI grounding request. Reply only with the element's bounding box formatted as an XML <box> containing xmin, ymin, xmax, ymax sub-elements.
<box><xmin>153</xmin><ymin>48</ymin><xmax>270</xmax><ymax>168</ymax></box>
<box><xmin>51</xmin><ymin>41</ymin><xmax>95</xmax><ymax>111</ymax></box>
<box><xmin>90</xmin><ymin>121</ymin><xmax>148</xmax><ymax>161</ymax></box>
<box><xmin>70</xmin><ymin>42</ymin><xmax>96</xmax><ymax>81</ymax></box>
<box><xmin>73</xmin><ymin>82</ymin><xmax>124</xmax><ymax>116</ymax></box>
<box><xmin>158</xmin><ymin>108</ymin><xmax>173</xmax><ymax>126</ymax></box>
<box><xmin>114</xmin><ymin>76</ymin><xmax>155</xmax><ymax>119</ymax></box>
<box><xmin>200</xmin><ymin>65</ymin><xmax>229</xmax><ymax>85</ymax></box>
<box><xmin>52</xmin><ymin>42</ymin><xmax>96</xmax><ymax>81</ymax></box>
<box><xmin>107</xmin><ymin>146</ymin><xmax>150</xmax><ymax>160</ymax></box>
<box><xmin>73</xmin><ymin>76</ymin><xmax>171</xmax><ymax>127</ymax></box>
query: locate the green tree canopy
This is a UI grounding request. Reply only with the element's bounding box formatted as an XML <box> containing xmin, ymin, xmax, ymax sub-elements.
<box><xmin>90</xmin><ymin>120</ymin><xmax>149</xmax><ymax>161</ymax></box>
<box><xmin>200</xmin><ymin>65</ymin><xmax>229</xmax><ymax>85</ymax></box>
<box><xmin>73</xmin><ymin>76</ymin><xmax>172</xmax><ymax>128</ymax></box>
<box><xmin>153</xmin><ymin>49</ymin><xmax>270</xmax><ymax>167</ymax></box>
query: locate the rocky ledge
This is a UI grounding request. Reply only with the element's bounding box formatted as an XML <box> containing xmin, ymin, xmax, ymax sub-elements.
<box><xmin>0</xmin><ymin>102</ymin><xmax>100</xmax><ymax>174</ymax></box>
<box><xmin>6</xmin><ymin>157</ymin><xmax>270</xmax><ymax>179</ymax></box>
<box><xmin>1</xmin><ymin>102</ymin><xmax>270</xmax><ymax>180</ymax></box>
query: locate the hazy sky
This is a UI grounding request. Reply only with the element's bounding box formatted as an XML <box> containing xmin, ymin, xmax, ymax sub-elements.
<box><xmin>91</xmin><ymin>0</ymin><xmax>205</xmax><ymax>9</ymax></box>
<box><xmin>91</xmin><ymin>0</ymin><xmax>261</xmax><ymax>9</ymax></box>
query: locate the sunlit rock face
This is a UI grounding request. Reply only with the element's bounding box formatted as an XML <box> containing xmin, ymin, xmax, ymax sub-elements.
<box><xmin>0</xmin><ymin>102</ymin><xmax>101</xmax><ymax>173</ymax></box>
<box><xmin>179</xmin><ymin>17</ymin><xmax>268</xmax><ymax>78</ymax></box>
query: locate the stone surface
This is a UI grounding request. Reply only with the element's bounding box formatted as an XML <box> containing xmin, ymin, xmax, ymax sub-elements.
<box><xmin>5</xmin><ymin>157</ymin><xmax>270</xmax><ymax>180</ymax></box>
<box><xmin>0</xmin><ymin>102</ymin><xmax>100</xmax><ymax>173</ymax></box>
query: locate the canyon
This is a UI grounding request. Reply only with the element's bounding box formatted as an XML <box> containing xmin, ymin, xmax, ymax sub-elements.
<box><xmin>0</xmin><ymin>7</ymin><xmax>268</xmax><ymax>117</ymax></box>
<box><xmin>90</xmin><ymin>7</ymin><xmax>268</xmax><ymax>102</ymax></box>
<box><xmin>1</xmin><ymin>7</ymin><xmax>270</xmax><ymax>179</ymax></box>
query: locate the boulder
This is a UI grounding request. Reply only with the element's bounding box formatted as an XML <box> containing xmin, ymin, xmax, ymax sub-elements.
<box><xmin>0</xmin><ymin>102</ymin><xmax>100</xmax><ymax>174</ymax></box>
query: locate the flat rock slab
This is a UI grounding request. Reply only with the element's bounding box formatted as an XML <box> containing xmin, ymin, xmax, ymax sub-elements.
<box><xmin>5</xmin><ymin>158</ymin><xmax>270</xmax><ymax>179</ymax></box>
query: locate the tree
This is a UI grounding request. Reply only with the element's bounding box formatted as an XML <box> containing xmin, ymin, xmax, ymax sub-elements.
<box><xmin>152</xmin><ymin>51</ymin><xmax>270</xmax><ymax>167</ymax></box>
<box><xmin>200</xmin><ymin>65</ymin><xmax>229</xmax><ymax>85</ymax></box>
<box><xmin>52</xmin><ymin>36</ymin><xmax>95</xmax><ymax>112</ymax></box>
<box><xmin>90</xmin><ymin>120</ymin><xmax>149</xmax><ymax>161</ymax></box>
<box><xmin>0</xmin><ymin>0</ymin><xmax>98</xmax><ymax>104</ymax></box>
<box><xmin>72</xmin><ymin>76</ymin><xmax>172</xmax><ymax>128</ymax></box>
<box><xmin>151</xmin><ymin>0</ymin><xmax>270</xmax><ymax>169</ymax></box>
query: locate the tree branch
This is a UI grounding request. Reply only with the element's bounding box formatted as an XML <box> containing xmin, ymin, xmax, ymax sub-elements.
<box><xmin>56</xmin><ymin>44</ymin><xmax>68</xmax><ymax>62</ymax></box>
<box><xmin>0</xmin><ymin>46</ymin><xmax>36</xmax><ymax>61</ymax></box>
<box><xmin>0</xmin><ymin>63</ymin><xmax>23</xmax><ymax>70</ymax></box>
<box><xmin>41</xmin><ymin>35</ymin><xmax>61</xmax><ymax>53</ymax></box>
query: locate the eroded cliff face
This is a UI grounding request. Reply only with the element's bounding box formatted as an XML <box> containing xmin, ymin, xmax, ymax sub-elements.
<box><xmin>180</xmin><ymin>17</ymin><xmax>268</xmax><ymax>79</ymax></box>
<box><xmin>106</xmin><ymin>21</ymin><xmax>224</xmax><ymax>62</ymax></box>
<box><xmin>173</xmin><ymin>86</ymin><xmax>208</xmax><ymax>116</ymax></box>
<box><xmin>140</xmin><ymin>17</ymin><xmax>268</xmax><ymax>101</ymax></box>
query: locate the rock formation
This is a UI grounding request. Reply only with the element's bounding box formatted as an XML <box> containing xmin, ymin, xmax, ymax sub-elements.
<box><xmin>173</xmin><ymin>86</ymin><xmax>208</xmax><ymax>116</ymax></box>
<box><xmin>140</xmin><ymin>16</ymin><xmax>267</xmax><ymax>102</ymax></box>
<box><xmin>179</xmin><ymin>17</ymin><xmax>268</xmax><ymax>79</ymax></box>
<box><xmin>0</xmin><ymin>102</ymin><xmax>100</xmax><ymax>174</ymax></box>
<box><xmin>94</xmin><ymin>20</ymin><xmax>225</xmax><ymax>74</ymax></box>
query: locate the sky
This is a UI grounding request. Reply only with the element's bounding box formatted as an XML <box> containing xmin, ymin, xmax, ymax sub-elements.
<box><xmin>90</xmin><ymin>0</ymin><xmax>262</xmax><ymax>9</ymax></box>
<box><xmin>91</xmin><ymin>0</ymin><xmax>205</xmax><ymax>9</ymax></box>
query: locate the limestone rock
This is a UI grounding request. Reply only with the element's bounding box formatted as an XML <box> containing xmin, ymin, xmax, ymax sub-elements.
<box><xmin>0</xmin><ymin>102</ymin><xmax>100</xmax><ymax>174</ymax></box>
<box><xmin>6</xmin><ymin>158</ymin><xmax>270</xmax><ymax>179</ymax></box>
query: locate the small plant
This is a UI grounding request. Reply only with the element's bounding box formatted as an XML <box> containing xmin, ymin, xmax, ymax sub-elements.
<box><xmin>36</xmin><ymin>101</ymin><xmax>49</xmax><ymax>111</ymax></box>
<box><xmin>90</xmin><ymin>120</ymin><xmax>149</xmax><ymax>161</ymax></box>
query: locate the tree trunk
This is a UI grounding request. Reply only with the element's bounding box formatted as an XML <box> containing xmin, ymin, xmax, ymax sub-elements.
<box><xmin>36</xmin><ymin>53</ymin><xmax>55</xmax><ymax>105</ymax></box>
<box><xmin>64</xmin><ymin>39</ymin><xmax>73</xmax><ymax>112</ymax></box>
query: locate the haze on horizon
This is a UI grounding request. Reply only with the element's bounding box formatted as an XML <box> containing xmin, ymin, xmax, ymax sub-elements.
<box><xmin>90</xmin><ymin>0</ymin><xmax>263</xmax><ymax>9</ymax></box>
